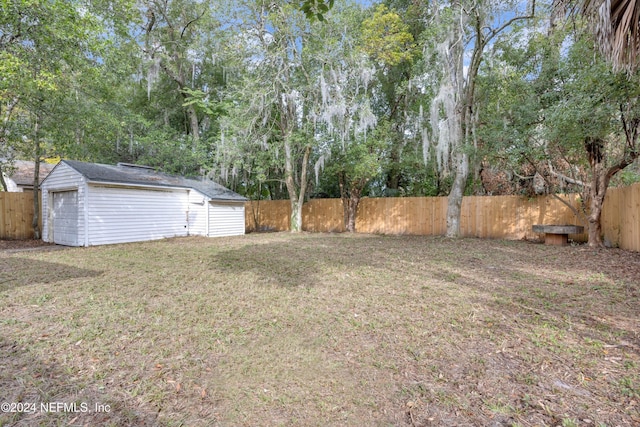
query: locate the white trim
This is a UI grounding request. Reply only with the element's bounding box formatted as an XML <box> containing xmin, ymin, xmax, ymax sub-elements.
<box><xmin>47</xmin><ymin>185</ymin><xmax>79</xmax><ymax>192</ymax></box>
<box><xmin>206</xmin><ymin>200</ymin><xmax>210</xmax><ymax>236</ymax></box>
<box><xmin>47</xmin><ymin>191</ymin><xmax>53</xmax><ymax>242</ymax></box>
<box><xmin>88</xmin><ymin>181</ymin><xmax>191</xmax><ymax>193</ymax></box>
<box><xmin>83</xmin><ymin>181</ymin><xmax>90</xmax><ymax>247</ymax></box>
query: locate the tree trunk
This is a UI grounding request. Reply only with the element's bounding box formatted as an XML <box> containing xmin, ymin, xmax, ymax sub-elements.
<box><xmin>586</xmin><ymin>141</ymin><xmax>610</xmax><ymax>248</ymax></box>
<box><xmin>161</xmin><ymin>60</ymin><xmax>200</xmax><ymax>149</ymax></box>
<box><xmin>446</xmin><ymin>151</ymin><xmax>469</xmax><ymax>238</ymax></box>
<box><xmin>185</xmin><ymin>102</ymin><xmax>200</xmax><ymax>150</ymax></box>
<box><xmin>338</xmin><ymin>173</ymin><xmax>362</xmax><ymax>233</ymax></box>
<box><xmin>345</xmin><ymin>191</ymin><xmax>360</xmax><ymax>233</ymax></box>
<box><xmin>285</xmin><ymin>141</ymin><xmax>310</xmax><ymax>233</ymax></box>
<box><xmin>340</xmin><ymin>186</ymin><xmax>361</xmax><ymax>233</ymax></box>
<box><xmin>385</xmin><ymin>143</ymin><xmax>401</xmax><ymax>193</ymax></box>
<box><xmin>587</xmin><ymin>191</ymin><xmax>605</xmax><ymax>247</ymax></box>
<box><xmin>0</xmin><ymin>164</ymin><xmax>8</xmax><ymax>192</ymax></box>
<box><xmin>290</xmin><ymin>198</ymin><xmax>302</xmax><ymax>232</ymax></box>
<box><xmin>32</xmin><ymin>117</ymin><xmax>41</xmax><ymax>240</ymax></box>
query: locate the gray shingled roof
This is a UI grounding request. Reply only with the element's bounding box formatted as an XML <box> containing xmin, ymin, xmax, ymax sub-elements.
<box><xmin>60</xmin><ymin>160</ymin><xmax>247</xmax><ymax>202</ymax></box>
<box><xmin>5</xmin><ymin>160</ymin><xmax>55</xmax><ymax>186</ymax></box>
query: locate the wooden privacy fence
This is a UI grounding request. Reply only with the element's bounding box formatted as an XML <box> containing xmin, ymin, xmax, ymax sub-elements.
<box><xmin>246</xmin><ymin>182</ymin><xmax>640</xmax><ymax>252</ymax></box>
<box><xmin>3</xmin><ymin>183</ymin><xmax>638</xmax><ymax>251</ymax></box>
<box><xmin>600</xmin><ymin>184</ymin><xmax>640</xmax><ymax>251</ymax></box>
<box><xmin>0</xmin><ymin>192</ymin><xmax>40</xmax><ymax>240</ymax></box>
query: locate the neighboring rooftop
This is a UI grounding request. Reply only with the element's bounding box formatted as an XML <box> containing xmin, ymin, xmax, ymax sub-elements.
<box><xmin>57</xmin><ymin>160</ymin><xmax>247</xmax><ymax>201</ymax></box>
<box><xmin>3</xmin><ymin>160</ymin><xmax>55</xmax><ymax>187</ymax></box>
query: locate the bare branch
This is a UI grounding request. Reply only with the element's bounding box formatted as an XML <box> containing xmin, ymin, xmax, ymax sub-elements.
<box><xmin>484</xmin><ymin>1</ymin><xmax>537</xmax><ymax>47</ymax></box>
<box><xmin>547</xmin><ymin>160</ymin><xmax>586</xmax><ymax>186</ymax></box>
<box><xmin>513</xmin><ymin>171</ymin><xmax>535</xmax><ymax>180</ymax></box>
<box><xmin>181</xmin><ymin>9</ymin><xmax>207</xmax><ymax>39</ymax></box>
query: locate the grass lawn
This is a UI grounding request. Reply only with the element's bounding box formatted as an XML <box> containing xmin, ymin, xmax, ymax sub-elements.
<box><xmin>1</xmin><ymin>233</ymin><xmax>639</xmax><ymax>426</ymax></box>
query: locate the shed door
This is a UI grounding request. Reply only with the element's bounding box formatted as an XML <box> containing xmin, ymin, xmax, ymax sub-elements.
<box><xmin>52</xmin><ymin>190</ymin><xmax>79</xmax><ymax>246</ymax></box>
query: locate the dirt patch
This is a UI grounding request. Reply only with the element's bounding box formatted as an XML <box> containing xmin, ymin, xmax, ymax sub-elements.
<box><xmin>0</xmin><ymin>234</ymin><xmax>639</xmax><ymax>426</ymax></box>
<box><xmin>0</xmin><ymin>239</ymin><xmax>56</xmax><ymax>252</ymax></box>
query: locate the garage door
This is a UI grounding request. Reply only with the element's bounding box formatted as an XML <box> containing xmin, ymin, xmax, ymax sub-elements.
<box><xmin>52</xmin><ymin>190</ymin><xmax>78</xmax><ymax>246</ymax></box>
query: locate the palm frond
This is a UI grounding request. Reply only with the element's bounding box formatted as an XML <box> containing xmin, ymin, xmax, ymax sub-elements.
<box><xmin>585</xmin><ymin>0</ymin><xmax>640</xmax><ymax>72</ymax></box>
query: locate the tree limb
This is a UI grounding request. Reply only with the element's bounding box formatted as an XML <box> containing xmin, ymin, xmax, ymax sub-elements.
<box><xmin>484</xmin><ymin>1</ymin><xmax>537</xmax><ymax>47</ymax></box>
<box><xmin>547</xmin><ymin>160</ymin><xmax>586</xmax><ymax>186</ymax></box>
<box><xmin>523</xmin><ymin>153</ymin><xmax>586</xmax><ymax>222</ymax></box>
<box><xmin>181</xmin><ymin>9</ymin><xmax>207</xmax><ymax>39</ymax></box>
<box><xmin>513</xmin><ymin>171</ymin><xmax>535</xmax><ymax>180</ymax></box>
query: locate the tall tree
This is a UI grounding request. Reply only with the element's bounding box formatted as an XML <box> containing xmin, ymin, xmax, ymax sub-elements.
<box><xmin>0</xmin><ymin>0</ymin><xmax>105</xmax><ymax>236</ymax></box>
<box><xmin>362</xmin><ymin>1</ymin><xmax>422</xmax><ymax>195</ymax></box>
<box><xmin>219</xmin><ymin>0</ymin><xmax>316</xmax><ymax>232</ymax></box>
<box><xmin>140</xmin><ymin>0</ymin><xmax>221</xmax><ymax>150</ymax></box>
<box><xmin>421</xmin><ymin>0</ymin><xmax>536</xmax><ymax>237</ymax></box>
<box><xmin>478</xmin><ymin>19</ymin><xmax>640</xmax><ymax>247</ymax></box>
<box><xmin>310</xmin><ymin>4</ymin><xmax>393</xmax><ymax>231</ymax></box>
<box><xmin>544</xmin><ymin>33</ymin><xmax>640</xmax><ymax>246</ymax></box>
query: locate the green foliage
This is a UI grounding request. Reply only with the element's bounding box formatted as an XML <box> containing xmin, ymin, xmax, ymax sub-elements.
<box><xmin>544</xmin><ymin>35</ymin><xmax>640</xmax><ymax>160</ymax></box>
<box><xmin>328</xmin><ymin>121</ymin><xmax>390</xmax><ymax>188</ymax></box>
<box><xmin>361</xmin><ymin>4</ymin><xmax>416</xmax><ymax>67</ymax></box>
<box><xmin>477</xmin><ymin>16</ymin><xmax>640</xmax><ymax>202</ymax></box>
<box><xmin>13</xmin><ymin>0</ymin><xmax>640</xmax><ymax>225</ymax></box>
<box><xmin>617</xmin><ymin>168</ymin><xmax>640</xmax><ymax>186</ymax></box>
<box><xmin>476</xmin><ymin>27</ymin><xmax>548</xmax><ymax>175</ymax></box>
<box><xmin>297</xmin><ymin>0</ymin><xmax>334</xmax><ymax>22</ymax></box>
<box><xmin>0</xmin><ymin>0</ymin><xmax>112</xmax><ymax>167</ymax></box>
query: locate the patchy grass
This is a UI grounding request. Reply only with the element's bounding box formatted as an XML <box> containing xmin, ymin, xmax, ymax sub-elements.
<box><xmin>1</xmin><ymin>233</ymin><xmax>639</xmax><ymax>426</ymax></box>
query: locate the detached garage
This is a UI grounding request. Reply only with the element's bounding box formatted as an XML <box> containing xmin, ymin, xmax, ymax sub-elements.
<box><xmin>41</xmin><ymin>160</ymin><xmax>247</xmax><ymax>246</ymax></box>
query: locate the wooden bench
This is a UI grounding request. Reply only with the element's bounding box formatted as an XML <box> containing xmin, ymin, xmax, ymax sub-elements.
<box><xmin>532</xmin><ymin>225</ymin><xmax>585</xmax><ymax>246</ymax></box>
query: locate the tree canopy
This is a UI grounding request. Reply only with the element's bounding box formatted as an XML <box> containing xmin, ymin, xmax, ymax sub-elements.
<box><xmin>2</xmin><ymin>0</ymin><xmax>639</xmax><ymax>244</ymax></box>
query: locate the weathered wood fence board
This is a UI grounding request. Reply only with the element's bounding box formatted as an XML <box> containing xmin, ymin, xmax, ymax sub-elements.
<box><xmin>303</xmin><ymin>198</ymin><xmax>345</xmax><ymax>233</ymax></box>
<box><xmin>602</xmin><ymin>183</ymin><xmax>640</xmax><ymax>250</ymax></box>
<box><xmin>244</xmin><ymin>182</ymin><xmax>640</xmax><ymax>252</ymax></box>
<box><xmin>245</xmin><ymin>199</ymin><xmax>291</xmax><ymax>232</ymax></box>
<box><xmin>0</xmin><ymin>192</ymin><xmax>39</xmax><ymax>240</ymax></box>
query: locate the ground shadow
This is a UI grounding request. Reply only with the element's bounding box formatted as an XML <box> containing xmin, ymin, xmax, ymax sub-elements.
<box><xmin>210</xmin><ymin>233</ymin><xmax>393</xmax><ymax>288</ymax></box>
<box><xmin>431</xmin><ymin>240</ymin><xmax>640</xmax><ymax>354</ymax></box>
<box><xmin>0</xmin><ymin>335</ymin><xmax>160</xmax><ymax>426</ymax></box>
<box><xmin>0</xmin><ymin>257</ymin><xmax>103</xmax><ymax>292</ymax></box>
<box><xmin>212</xmin><ymin>233</ymin><xmax>640</xmax><ymax>350</ymax></box>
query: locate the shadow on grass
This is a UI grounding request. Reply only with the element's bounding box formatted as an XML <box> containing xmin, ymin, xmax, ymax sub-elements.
<box><xmin>212</xmin><ymin>233</ymin><xmax>640</xmax><ymax>351</ymax></box>
<box><xmin>0</xmin><ymin>257</ymin><xmax>103</xmax><ymax>292</ymax></box>
<box><xmin>0</xmin><ymin>336</ymin><xmax>159</xmax><ymax>426</ymax></box>
<box><xmin>209</xmin><ymin>233</ymin><xmax>391</xmax><ymax>288</ymax></box>
<box><xmin>434</xmin><ymin>241</ymin><xmax>640</xmax><ymax>354</ymax></box>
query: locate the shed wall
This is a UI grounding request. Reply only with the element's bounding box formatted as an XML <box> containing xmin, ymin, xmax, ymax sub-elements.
<box><xmin>188</xmin><ymin>190</ymin><xmax>208</xmax><ymax>236</ymax></box>
<box><xmin>87</xmin><ymin>185</ymin><xmax>189</xmax><ymax>245</ymax></box>
<box><xmin>208</xmin><ymin>202</ymin><xmax>245</xmax><ymax>237</ymax></box>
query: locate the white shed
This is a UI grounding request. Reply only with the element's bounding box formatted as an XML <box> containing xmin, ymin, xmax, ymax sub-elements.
<box><xmin>41</xmin><ymin>160</ymin><xmax>247</xmax><ymax>246</ymax></box>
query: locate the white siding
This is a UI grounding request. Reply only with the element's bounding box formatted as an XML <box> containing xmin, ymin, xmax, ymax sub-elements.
<box><xmin>208</xmin><ymin>202</ymin><xmax>245</xmax><ymax>237</ymax></box>
<box><xmin>187</xmin><ymin>190</ymin><xmax>208</xmax><ymax>236</ymax></box>
<box><xmin>41</xmin><ymin>163</ymin><xmax>87</xmax><ymax>245</ymax></box>
<box><xmin>87</xmin><ymin>185</ymin><xmax>189</xmax><ymax>245</ymax></box>
<box><xmin>4</xmin><ymin>177</ymin><xmax>20</xmax><ymax>192</ymax></box>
